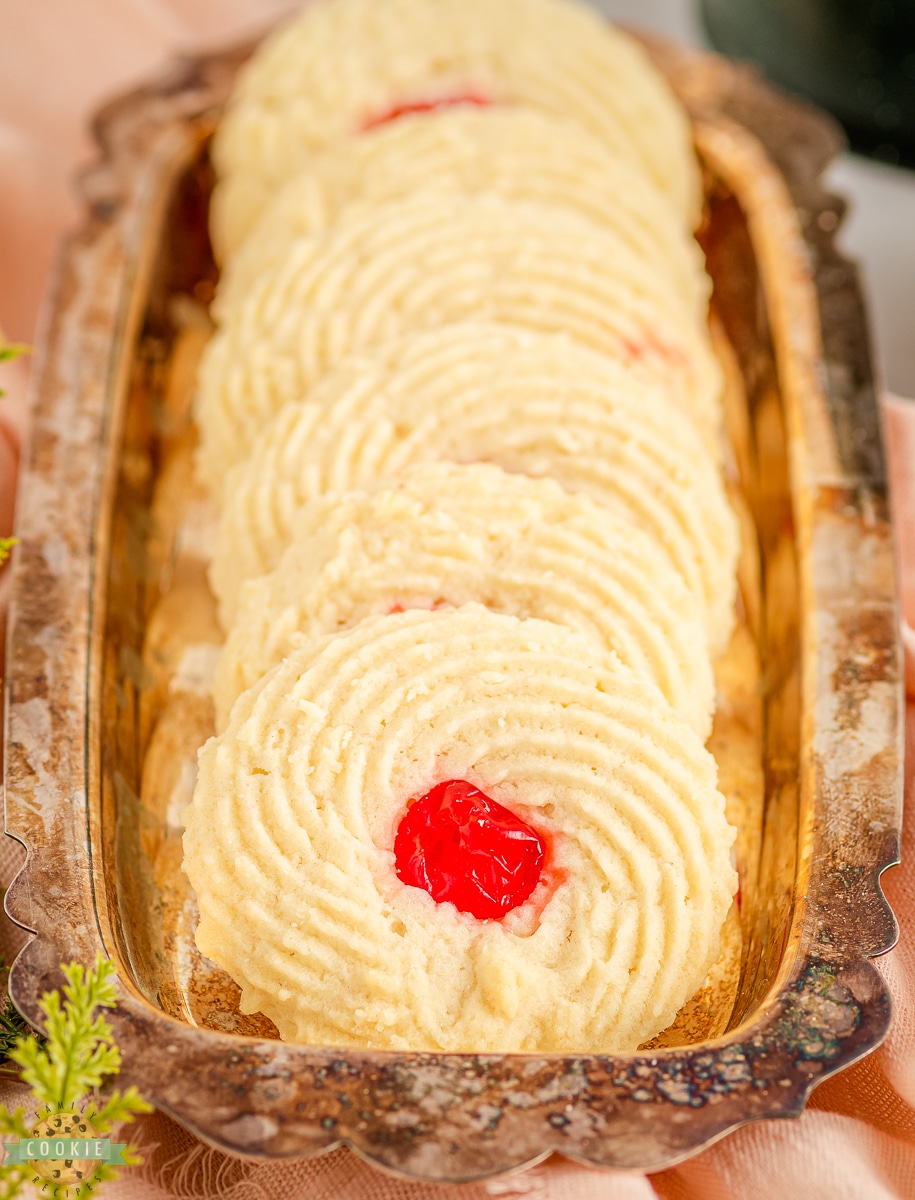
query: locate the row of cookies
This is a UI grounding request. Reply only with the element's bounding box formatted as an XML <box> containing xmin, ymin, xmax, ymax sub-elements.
<box><xmin>184</xmin><ymin>0</ymin><xmax>739</xmax><ymax>1052</ymax></box>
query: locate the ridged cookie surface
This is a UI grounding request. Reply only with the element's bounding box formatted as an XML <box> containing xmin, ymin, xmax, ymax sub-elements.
<box><xmin>215</xmin><ymin>107</ymin><xmax>707</xmax><ymax>319</ymax></box>
<box><xmin>214</xmin><ymin>462</ymin><xmax>715</xmax><ymax>737</ymax></box>
<box><xmin>211</xmin><ymin>0</ymin><xmax>700</xmax><ymax>254</ymax></box>
<box><xmin>183</xmin><ymin>605</ymin><xmax>736</xmax><ymax>1052</ymax></box>
<box><xmin>210</xmin><ymin>325</ymin><xmax>737</xmax><ymax>653</ymax></box>
<box><xmin>195</xmin><ymin>194</ymin><xmax>721</xmax><ymax>485</ymax></box>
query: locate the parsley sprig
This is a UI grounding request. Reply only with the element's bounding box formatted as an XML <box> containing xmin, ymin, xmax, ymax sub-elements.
<box><xmin>0</xmin><ymin>336</ymin><xmax>29</xmax><ymax>400</ymax></box>
<box><xmin>0</xmin><ymin>332</ymin><xmax>27</xmax><ymax>569</ymax></box>
<box><xmin>0</xmin><ymin>959</ymin><xmax>36</xmax><ymax>1067</ymax></box>
<box><xmin>0</xmin><ymin>955</ymin><xmax>151</xmax><ymax>1198</ymax></box>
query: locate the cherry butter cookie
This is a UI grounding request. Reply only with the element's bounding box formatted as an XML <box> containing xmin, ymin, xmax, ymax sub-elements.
<box><xmin>211</xmin><ymin>0</ymin><xmax>700</xmax><ymax>255</ymax></box>
<box><xmin>195</xmin><ymin>194</ymin><xmax>720</xmax><ymax>487</ymax></box>
<box><xmin>209</xmin><ymin>324</ymin><xmax>737</xmax><ymax>653</ymax></box>
<box><xmin>183</xmin><ymin>605</ymin><xmax>737</xmax><ymax>1052</ymax></box>
<box><xmin>214</xmin><ymin>462</ymin><xmax>715</xmax><ymax>739</ymax></box>
<box><xmin>216</xmin><ymin>107</ymin><xmax>707</xmax><ymax>320</ymax></box>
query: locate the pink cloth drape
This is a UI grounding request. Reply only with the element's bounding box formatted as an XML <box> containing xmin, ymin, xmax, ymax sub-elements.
<box><xmin>1</xmin><ymin>3</ymin><xmax>913</xmax><ymax>1197</ymax></box>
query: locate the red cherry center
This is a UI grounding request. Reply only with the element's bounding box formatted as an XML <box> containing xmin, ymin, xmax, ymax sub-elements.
<box><xmin>388</xmin><ymin>598</ymin><xmax>449</xmax><ymax>615</ymax></box>
<box><xmin>362</xmin><ymin>91</ymin><xmax>492</xmax><ymax>131</ymax></box>
<box><xmin>393</xmin><ymin>780</ymin><xmax>545</xmax><ymax>920</ymax></box>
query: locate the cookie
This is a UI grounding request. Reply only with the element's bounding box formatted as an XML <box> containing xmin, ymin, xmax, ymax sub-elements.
<box><xmin>214</xmin><ymin>461</ymin><xmax>715</xmax><ymax>737</ymax></box>
<box><xmin>211</xmin><ymin>0</ymin><xmax>700</xmax><ymax>254</ymax></box>
<box><xmin>195</xmin><ymin>194</ymin><xmax>721</xmax><ymax>486</ymax></box>
<box><xmin>183</xmin><ymin>605</ymin><xmax>737</xmax><ymax>1052</ymax></box>
<box><xmin>214</xmin><ymin>107</ymin><xmax>707</xmax><ymax>320</ymax></box>
<box><xmin>209</xmin><ymin>324</ymin><xmax>737</xmax><ymax>653</ymax></box>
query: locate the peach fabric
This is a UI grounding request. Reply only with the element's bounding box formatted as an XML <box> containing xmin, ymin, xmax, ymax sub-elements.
<box><xmin>0</xmin><ymin>3</ymin><xmax>913</xmax><ymax>1197</ymax></box>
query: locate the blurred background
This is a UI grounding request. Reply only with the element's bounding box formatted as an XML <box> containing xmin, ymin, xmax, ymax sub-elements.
<box><xmin>592</xmin><ymin>0</ymin><xmax>915</xmax><ymax>401</ymax></box>
<box><xmin>1</xmin><ymin>0</ymin><xmax>911</xmax><ymax>584</ymax></box>
<box><xmin>0</xmin><ymin>0</ymin><xmax>912</xmax><ymax>400</ymax></box>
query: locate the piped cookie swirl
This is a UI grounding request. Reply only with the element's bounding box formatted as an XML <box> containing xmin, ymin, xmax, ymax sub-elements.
<box><xmin>214</xmin><ymin>461</ymin><xmax>715</xmax><ymax>738</ymax></box>
<box><xmin>185</xmin><ymin>606</ymin><xmax>736</xmax><ymax>1053</ymax></box>
<box><xmin>209</xmin><ymin>324</ymin><xmax>737</xmax><ymax>650</ymax></box>
<box><xmin>211</xmin><ymin>0</ymin><xmax>700</xmax><ymax>256</ymax></box>
<box><xmin>195</xmin><ymin>194</ymin><xmax>721</xmax><ymax>486</ymax></box>
<box><xmin>182</xmin><ymin>0</ymin><xmax>742</xmax><ymax>1054</ymax></box>
<box><xmin>216</xmin><ymin>107</ymin><xmax>708</xmax><ymax>321</ymax></box>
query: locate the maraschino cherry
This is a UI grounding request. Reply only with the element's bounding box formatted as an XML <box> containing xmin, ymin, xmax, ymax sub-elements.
<box><xmin>362</xmin><ymin>91</ymin><xmax>492</xmax><ymax>131</ymax></box>
<box><xmin>394</xmin><ymin>779</ymin><xmax>545</xmax><ymax>920</ymax></box>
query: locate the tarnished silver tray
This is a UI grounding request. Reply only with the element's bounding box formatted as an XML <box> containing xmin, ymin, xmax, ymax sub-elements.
<box><xmin>3</xmin><ymin>30</ymin><xmax>903</xmax><ymax>1180</ymax></box>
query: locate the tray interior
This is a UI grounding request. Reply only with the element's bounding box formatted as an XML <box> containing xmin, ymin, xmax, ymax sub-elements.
<box><xmin>93</xmin><ymin>137</ymin><xmax>802</xmax><ymax>1051</ymax></box>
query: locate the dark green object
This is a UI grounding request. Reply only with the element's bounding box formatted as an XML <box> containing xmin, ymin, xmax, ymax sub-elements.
<box><xmin>701</xmin><ymin>0</ymin><xmax>915</xmax><ymax>166</ymax></box>
<box><xmin>0</xmin><ymin>955</ymin><xmax>39</xmax><ymax>1060</ymax></box>
<box><xmin>0</xmin><ymin>997</ymin><xmax>35</xmax><ymax>1063</ymax></box>
<box><xmin>0</xmin><ymin>955</ymin><xmax>39</xmax><ymax>1064</ymax></box>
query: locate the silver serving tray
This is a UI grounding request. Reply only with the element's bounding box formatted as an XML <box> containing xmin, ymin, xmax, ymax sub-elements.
<box><xmin>2</xmin><ymin>33</ymin><xmax>903</xmax><ymax>1181</ymax></box>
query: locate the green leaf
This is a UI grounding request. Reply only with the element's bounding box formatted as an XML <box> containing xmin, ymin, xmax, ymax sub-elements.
<box><xmin>0</xmin><ymin>1110</ymin><xmax>30</xmax><ymax>1140</ymax></box>
<box><xmin>87</xmin><ymin>1087</ymin><xmax>152</xmax><ymax>1134</ymax></box>
<box><xmin>0</xmin><ymin>334</ymin><xmax>30</xmax><ymax>400</ymax></box>
<box><xmin>0</xmin><ymin>954</ymin><xmax>151</xmax><ymax>1195</ymax></box>
<box><xmin>0</xmin><ymin>957</ymin><xmax>41</xmax><ymax>1066</ymax></box>
<box><xmin>0</xmin><ymin>539</ymin><xmax>17</xmax><ymax>568</ymax></box>
<box><xmin>0</xmin><ymin>334</ymin><xmax>30</xmax><ymax>363</ymax></box>
<box><xmin>0</xmin><ymin>1163</ymin><xmax>32</xmax><ymax>1200</ymax></box>
<box><xmin>11</xmin><ymin>957</ymin><xmax>122</xmax><ymax>1111</ymax></box>
<box><xmin>0</xmin><ymin>998</ymin><xmax>33</xmax><ymax>1064</ymax></box>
